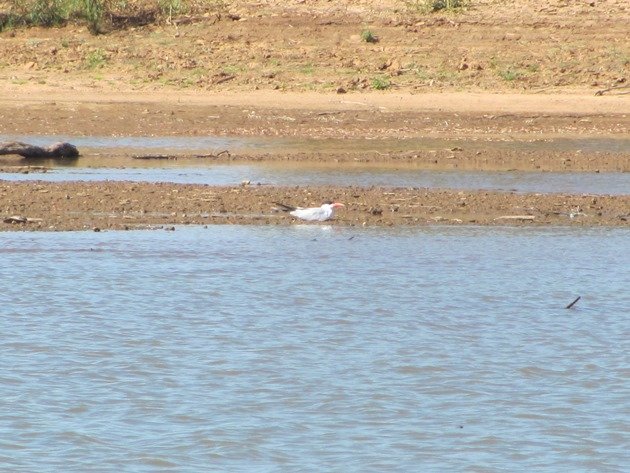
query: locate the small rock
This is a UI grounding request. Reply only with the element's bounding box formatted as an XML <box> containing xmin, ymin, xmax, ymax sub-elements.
<box><xmin>503</xmin><ymin>33</ymin><xmax>522</xmax><ymax>41</ymax></box>
<box><xmin>336</xmin><ymin>86</ymin><xmax>347</xmax><ymax>94</ymax></box>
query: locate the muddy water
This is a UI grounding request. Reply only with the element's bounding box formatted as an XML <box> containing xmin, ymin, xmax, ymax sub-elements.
<box><xmin>4</xmin><ymin>163</ymin><xmax>629</xmax><ymax>195</ymax></box>
<box><xmin>3</xmin><ymin>134</ymin><xmax>629</xmax><ymax>195</ymax></box>
<box><xmin>2</xmin><ymin>134</ymin><xmax>630</xmax><ymax>154</ymax></box>
<box><xmin>1</xmin><ymin>226</ymin><xmax>628</xmax><ymax>471</ymax></box>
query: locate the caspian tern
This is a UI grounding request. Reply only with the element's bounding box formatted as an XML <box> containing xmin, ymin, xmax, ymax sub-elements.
<box><xmin>274</xmin><ymin>201</ymin><xmax>345</xmax><ymax>221</ymax></box>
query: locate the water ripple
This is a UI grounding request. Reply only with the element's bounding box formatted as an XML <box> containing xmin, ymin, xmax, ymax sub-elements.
<box><xmin>0</xmin><ymin>226</ymin><xmax>628</xmax><ymax>472</ymax></box>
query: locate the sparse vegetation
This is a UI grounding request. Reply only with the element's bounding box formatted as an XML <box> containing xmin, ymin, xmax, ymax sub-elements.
<box><xmin>361</xmin><ymin>29</ymin><xmax>378</xmax><ymax>44</ymax></box>
<box><xmin>0</xmin><ymin>0</ymin><xmax>93</xmax><ymax>31</ymax></box>
<box><xmin>0</xmin><ymin>0</ymin><xmax>228</xmax><ymax>34</ymax></box>
<box><xmin>81</xmin><ymin>0</ymin><xmax>105</xmax><ymax>33</ymax></box>
<box><xmin>158</xmin><ymin>0</ymin><xmax>185</xmax><ymax>22</ymax></box>
<box><xmin>27</xmin><ymin>0</ymin><xmax>66</xmax><ymax>26</ymax></box>
<box><xmin>85</xmin><ymin>48</ymin><xmax>106</xmax><ymax>69</ymax></box>
<box><xmin>405</xmin><ymin>0</ymin><xmax>468</xmax><ymax>13</ymax></box>
<box><xmin>0</xmin><ymin>0</ymin><xmax>625</xmax><ymax>93</ymax></box>
<box><xmin>498</xmin><ymin>67</ymin><xmax>524</xmax><ymax>82</ymax></box>
<box><xmin>371</xmin><ymin>76</ymin><xmax>390</xmax><ymax>90</ymax></box>
<box><xmin>299</xmin><ymin>64</ymin><xmax>314</xmax><ymax>75</ymax></box>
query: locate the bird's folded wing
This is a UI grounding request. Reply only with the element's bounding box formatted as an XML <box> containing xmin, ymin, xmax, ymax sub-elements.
<box><xmin>273</xmin><ymin>202</ymin><xmax>297</xmax><ymax>212</ymax></box>
<box><xmin>290</xmin><ymin>207</ymin><xmax>328</xmax><ymax>221</ymax></box>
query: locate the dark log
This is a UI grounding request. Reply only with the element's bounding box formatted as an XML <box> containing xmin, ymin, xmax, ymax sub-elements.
<box><xmin>0</xmin><ymin>141</ymin><xmax>79</xmax><ymax>159</ymax></box>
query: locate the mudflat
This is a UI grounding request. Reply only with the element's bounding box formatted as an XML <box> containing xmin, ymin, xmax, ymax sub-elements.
<box><xmin>0</xmin><ymin>0</ymin><xmax>628</xmax><ymax>230</ymax></box>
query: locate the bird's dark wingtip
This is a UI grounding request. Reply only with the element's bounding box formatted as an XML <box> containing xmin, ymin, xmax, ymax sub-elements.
<box><xmin>272</xmin><ymin>202</ymin><xmax>296</xmax><ymax>212</ymax></box>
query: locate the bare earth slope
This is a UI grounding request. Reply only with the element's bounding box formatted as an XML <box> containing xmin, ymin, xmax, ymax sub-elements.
<box><xmin>1</xmin><ymin>0</ymin><xmax>628</xmax><ymax>93</ymax></box>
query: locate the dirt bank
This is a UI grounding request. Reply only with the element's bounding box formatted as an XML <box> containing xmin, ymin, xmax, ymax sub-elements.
<box><xmin>1</xmin><ymin>0</ymin><xmax>629</xmax><ymax>94</ymax></box>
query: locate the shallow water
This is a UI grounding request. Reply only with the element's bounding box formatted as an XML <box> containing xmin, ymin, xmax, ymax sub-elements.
<box><xmin>1</xmin><ymin>226</ymin><xmax>628</xmax><ymax>472</ymax></box>
<box><xmin>2</xmin><ymin>134</ymin><xmax>629</xmax><ymax>154</ymax></box>
<box><xmin>3</xmin><ymin>164</ymin><xmax>629</xmax><ymax>195</ymax></box>
<box><xmin>3</xmin><ymin>133</ymin><xmax>628</xmax><ymax>194</ymax></box>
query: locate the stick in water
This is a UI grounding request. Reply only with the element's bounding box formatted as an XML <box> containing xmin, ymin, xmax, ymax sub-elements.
<box><xmin>565</xmin><ymin>296</ymin><xmax>581</xmax><ymax>309</ymax></box>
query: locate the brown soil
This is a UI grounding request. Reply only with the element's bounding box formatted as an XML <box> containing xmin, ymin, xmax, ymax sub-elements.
<box><xmin>2</xmin><ymin>181</ymin><xmax>628</xmax><ymax>231</ymax></box>
<box><xmin>0</xmin><ymin>0</ymin><xmax>628</xmax><ymax>230</ymax></box>
<box><xmin>1</xmin><ymin>0</ymin><xmax>628</xmax><ymax>94</ymax></box>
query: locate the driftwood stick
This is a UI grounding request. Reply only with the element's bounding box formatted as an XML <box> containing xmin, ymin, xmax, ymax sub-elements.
<box><xmin>565</xmin><ymin>296</ymin><xmax>581</xmax><ymax>309</ymax></box>
<box><xmin>132</xmin><ymin>154</ymin><xmax>177</xmax><ymax>160</ymax></box>
<box><xmin>595</xmin><ymin>84</ymin><xmax>630</xmax><ymax>96</ymax></box>
<box><xmin>132</xmin><ymin>150</ymin><xmax>230</xmax><ymax>160</ymax></box>
<box><xmin>194</xmin><ymin>150</ymin><xmax>231</xmax><ymax>158</ymax></box>
<box><xmin>214</xmin><ymin>74</ymin><xmax>236</xmax><ymax>85</ymax></box>
<box><xmin>0</xmin><ymin>141</ymin><xmax>79</xmax><ymax>159</ymax></box>
<box><xmin>494</xmin><ymin>215</ymin><xmax>536</xmax><ymax>221</ymax></box>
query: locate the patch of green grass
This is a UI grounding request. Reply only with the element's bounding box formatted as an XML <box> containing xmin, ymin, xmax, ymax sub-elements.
<box><xmin>79</xmin><ymin>0</ymin><xmax>105</xmax><ymax>33</ymax></box>
<box><xmin>158</xmin><ymin>0</ymin><xmax>186</xmax><ymax>21</ymax></box>
<box><xmin>361</xmin><ymin>29</ymin><xmax>378</xmax><ymax>44</ymax></box>
<box><xmin>299</xmin><ymin>64</ymin><xmax>314</xmax><ymax>75</ymax></box>
<box><xmin>0</xmin><ymin>13</ymin><xmax>19</xmax><ymax>32</ymax></box>
<box><xmin>179</xmin><ymin>77</ymin><xmax>197</xmax><ymax>88</ymax></box>
<box><xmin>2</xmin><ymin>0</ymin><xmax>216</xmax><ymax>34</ymax></box>
<box><xmin>405</xmin><ymin>0</ymin><xmax>468</xmax><ymax>13</ymax></box>
<box><xmin>525</xmin><ymin>64</ymin><xmax>539</xmax><ymax>73</ymax></box>
<box><xmin>26</xmin><ymin>38</ymin><xmax>44</xmax><ymax>47</ymax></box>
<box><xmin>85</xmin><ymin>48</ymin><xmax>107</xmax><ymax>69</ymax></box>
<box><xmin>436</xmin><ymin>68</ymin><xmax>458</xmax><ymax>81</ymax></box>
<box><xmin>498</xmin><ymin>68</ymin><xmax>524</xmax><ymax>82</ymax></box>
<box><xmin>371</xmin><ymin>76</ymin><xmax>391</xmax><ymax>90</ymax></box>
<box><xmin>158</xmin><ymin>77</ymin><xmax>177</xmax><ymax>86</ymax></box>
<box><xmin>607</xmin><ymin>46</ymin><xmax>630</xmax><ymax>67</ymax></box>
<box><xmin>2</xmin><ymin>0</ymin><xmax>99</xmax><ymax>31</ymax></box>
<box><xmin>28</xmin><ymin>0</ymin><xmax>66</xmax><ymax>27</ymax></box>
<box><xmin>222</xmin><ymin>64</ymin><xmax>244</xmax><ymax>75</ymax></box>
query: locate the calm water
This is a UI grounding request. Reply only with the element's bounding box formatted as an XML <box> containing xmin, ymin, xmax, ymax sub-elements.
<box><xmin>4</xmin><ymin>133</ymin><xmax>628</xmax><ymax>194</ymax></box>
<box><xmin>1</xmin><ymin>226</ymin><xmax>628</xmax><ymax>472</ymax></box>
<box><xmin>3</xmin><ymin>165</ymin><xmax>629</xmax><ymax>195</ymax></box>
<box><xmin>2</xmin><ymin>134</ymin><xmax>629</xmax><ymax>154</ymax></box>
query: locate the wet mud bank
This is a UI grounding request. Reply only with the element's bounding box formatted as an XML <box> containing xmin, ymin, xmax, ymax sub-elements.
<box><xmin>1</xmin><ymin>181</ymin><xmax>628</xmax><ymax>231</ymax></box>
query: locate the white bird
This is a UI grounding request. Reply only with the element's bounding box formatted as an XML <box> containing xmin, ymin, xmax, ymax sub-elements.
<box><xmin>274</xmin><ymin>201</ymin><xmax>345</xmax><ymax>221</ymax></box>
